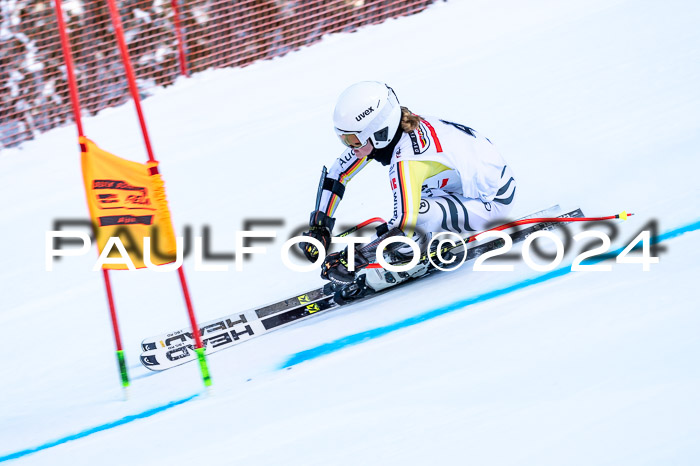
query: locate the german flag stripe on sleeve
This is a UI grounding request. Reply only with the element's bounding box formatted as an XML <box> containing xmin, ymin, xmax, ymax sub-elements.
<box><xmin>421</xmin><ymin>119</ymin><xmax>443</xmax><ymax>153</ymax></box>
<box><xmin>324</xmin><ymin>156</ymin><xmax>370</xmax><ymax>217</ymax></box>
<box><xmin>396</xmin><ymin>160</ymin><xmax>424</xmax><ymax>237</ymax></box>
<box><xmin>393</xmin><ymin>160</ymin><xmax>448</xmax><ymax>237</ymax></box>
<box><xmin>397</xmin><ymin>161</ymin><xmax>408</xmax><ymax>230</ymax></box>
<box><xmin>327</xmin><ymin>194</ymin><xmax>341</xmax><ymax>216</ymax></box>
<box><xmin>339</xmin><ymin>158</ymin><xmax>364</xmax><ymax>183</ymax></box>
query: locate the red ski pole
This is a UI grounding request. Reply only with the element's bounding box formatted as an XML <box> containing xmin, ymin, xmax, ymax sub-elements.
<box><xmin>464</xmin><ymin>211</ymin><xmax>633</xmax><ymax>244</ymax></box>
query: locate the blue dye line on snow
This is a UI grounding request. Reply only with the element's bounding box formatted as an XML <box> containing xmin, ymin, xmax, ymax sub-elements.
<box><xmin>0</xmin><ymin>393</ymin><xmax>200</xmax><ymax>463</ymax></box>
<box><xmin>281</xmin><ymin>219</ymin><xmax>700</xmax><ymax>368</ymax></box>
<box><xmin>2</xmin><ymin>220</ymin><xmax>697</xmax><ymax>463</ymax></box>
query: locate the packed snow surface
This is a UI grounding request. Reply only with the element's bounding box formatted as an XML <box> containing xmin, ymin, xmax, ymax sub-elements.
<box><xmin>1</xmin><ymin>0</ymin><xmax>699</xmax><ymax>464</ymax></box>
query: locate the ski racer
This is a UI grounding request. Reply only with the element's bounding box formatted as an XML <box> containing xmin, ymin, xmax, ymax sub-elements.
<box><xmin>299</xmin><ymin>81</ymin><xmax>516</xmax><ymax>290</ymax></box>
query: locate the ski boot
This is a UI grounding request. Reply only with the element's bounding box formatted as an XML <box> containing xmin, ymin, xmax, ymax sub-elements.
<box><xmin>331</xmin><ymin>275</ymin><xmax>373</xmax><ymax>305</ymax></box>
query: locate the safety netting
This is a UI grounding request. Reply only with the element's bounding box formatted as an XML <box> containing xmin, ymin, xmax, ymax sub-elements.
<box><xmin>0</xmin><ymin>0</ymin><xmax>438</xmax><ymax>148</ymax></box>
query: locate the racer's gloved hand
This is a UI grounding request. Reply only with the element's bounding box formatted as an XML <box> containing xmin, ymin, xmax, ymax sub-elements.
<box><xmin>299</xmin><ymin>225</ymin><xmax>331</xmax><ymax>262</ymax></box>
<box><xmin>298</xmin><ymin>210</ymin><xmax>336</xmax><ymax>262</ymax></box>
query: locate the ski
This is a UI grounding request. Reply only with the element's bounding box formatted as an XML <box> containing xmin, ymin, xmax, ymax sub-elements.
<box><xmin>140</xmin><ymin>288</ymin><xmax>327</xmax><ymax>351</ymax></box>
<box><xmin>139</xmin><ymin>295</ymin><xmax>339</xmax><ymax>370</ymax></box>
<box><xmin>140</xmin><ymin>205</ymin><xmax>581</xmax><ymax>371</ymax></box>
<box><xmin>140</xmin><ymin>218</ymin><xmax>389</xmax><ymax>352</ymax></box>
<box><xmin>141</xmin><ymin>205</ymin><xmax>562</xmax><ymax>352</ymax></box>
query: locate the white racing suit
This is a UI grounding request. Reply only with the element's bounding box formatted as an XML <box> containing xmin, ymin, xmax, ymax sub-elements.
<box><xmin>317</xmin><ymin>116</ymin><xmax>516</xmax><ymax>290</ymax></box>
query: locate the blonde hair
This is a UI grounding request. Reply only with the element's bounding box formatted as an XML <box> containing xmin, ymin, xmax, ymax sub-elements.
<box><xmin>400</xmin><ymin>106</ymin><xmax>422</xmax><ymax>132</ymax></box>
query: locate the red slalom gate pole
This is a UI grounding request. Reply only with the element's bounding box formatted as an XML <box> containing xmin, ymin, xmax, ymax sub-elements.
<box><xmin>104</xmin><ymin>0</ymin><xmax>156</xmax><ymax>162</ymax></box>
<box><xmin>54</xmin><ymin>0</ymin><xmax>129</xmax><ymax>391</ymax></box>
<box><xmin>178</xmin><ymin>267</ymin><xmax>211</xmax><ymax>386</ymax></box>
<box><xmin>170</xmin><ymin>0</ymin><xmax>189</xmax><ymax>77</ymax></box>
<box><xmin>105</xmin><ymin>0</ymin><xmax>211</xmax><ymax>388</ymax></box>
<box><xmin>53</xmin><ymin>0</ymin><xmax>83</xmax><ymax>137</ymax></box>
<box><xmin>103</xmin><ymin>269</ymin><xmax>129</xmax><ymax>388</ymax></box>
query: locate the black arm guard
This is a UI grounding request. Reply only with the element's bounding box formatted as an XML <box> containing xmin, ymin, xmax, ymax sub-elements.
<box><xmin>309</xmin><ymin>210</ymin><xmax>336</xmax><ymax>231</ymax></box>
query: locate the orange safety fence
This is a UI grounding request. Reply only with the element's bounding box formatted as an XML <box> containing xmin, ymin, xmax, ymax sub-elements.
<box><xmin>0</xmin><ymin>0</ymin><xmax>439</xmax><ymax>149</ymax></box>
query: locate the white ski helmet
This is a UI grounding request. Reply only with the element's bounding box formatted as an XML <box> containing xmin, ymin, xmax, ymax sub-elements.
<box><xmin>333</xmin><ymin>81</ymin><xmax>401</xmax><ymax>150</ymax></box>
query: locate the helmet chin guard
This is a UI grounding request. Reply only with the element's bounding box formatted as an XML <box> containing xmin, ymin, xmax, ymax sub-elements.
<box><xmin>333</xmin><ymin>81</ymin><xmax>402</xmax><ymax>150</ymax></box>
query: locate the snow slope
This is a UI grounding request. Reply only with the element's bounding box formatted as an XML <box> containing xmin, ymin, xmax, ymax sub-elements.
<box><xmin>1</xmin><ymin>0</ymin><xmax>699</xmax><ymax>464</ymax></box>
